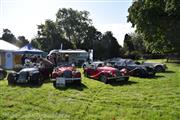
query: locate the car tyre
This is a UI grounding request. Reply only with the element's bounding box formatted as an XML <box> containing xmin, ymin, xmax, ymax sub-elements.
<box><xmin>0</xmin><ymin>70</ymin><xmax>7</xmax><ymax>80</ymax></box>
<box><xmin>53</xmin><ymin>81</ymin><xmax>58</xmax><ymax>88</ymax></box>
<box><xmin>7</xmin><ymin>72</ymin><xmax>16</xmax><ymax>86</ymax></box>
<box><xmin>0</xmin><ymin>72</ymin><xmax>4</xmax><ymax>80</ymax></box>
<box><xmin>124</xmin><ymin>77</ymin><xmax>129</xmax><ymax>82</ymax></box>
<box><xmin>100</xmin><ymin>75</ymin><xmax>108</xmax><ymax>84</ymax></box>
<box><xmin>30</xmin><ymin>72</ymin><xmax>43</xmax><ymax>86</ymax></box>
<box><xmin>75</xmin><ymin>80</ymin><xmax>81</xmax><ymax>85</ymax></box>
<box><xmin>133</xmin><ymin>69</ymin><xmax>141</xmax><ymax>77</ymax></box>
<box><xmin>84</xmin><ymin>71</ymin><xmax>88</xmax><ymax>77</ymax></box>
<box><xmin>155</xmin><ymin>66</ymin><xmax>164</xmax><ymax>72</ymax></box>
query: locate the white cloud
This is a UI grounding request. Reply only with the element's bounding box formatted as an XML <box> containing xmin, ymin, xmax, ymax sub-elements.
<box><xmin>94</xmin><ymin>23</ymin><xmax>135</xmax><ymax>46</ymax></box>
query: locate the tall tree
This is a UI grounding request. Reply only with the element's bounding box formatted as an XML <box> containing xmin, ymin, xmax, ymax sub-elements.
<box><xmin>56</xmin><ymin>8</ymin><xmax>92</xmax><ymax>48</ymax></box>
<box><xmin>32</xmin><ymin>19</ymin><xmax>72</xmax><ymax>52</ymax></box>
<box><xmin>128</xmin><ymin>0</ymin><xmax>180</xmax><ymax>54</ymax></box>
<box><xmin>124</xmin><ymin>33</ymin><xmax>146</xmax><ymax>53</ymax></box>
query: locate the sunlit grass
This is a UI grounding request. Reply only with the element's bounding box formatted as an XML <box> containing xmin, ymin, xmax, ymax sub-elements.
<box><xmin>0</xmin><ymin>60</ymin><xmax>180</xmax><ymax>120</ymax></box>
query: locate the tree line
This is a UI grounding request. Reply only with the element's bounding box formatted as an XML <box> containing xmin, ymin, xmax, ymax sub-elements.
<box><xmin>1</xmin><ymin>4</ymin><xmax>180</xmax><ymax>60</ymax></box>
<box><xmin>1</xmin><ymin>8</ymin><xmax>122</xmax><ymax>60</ymax></box>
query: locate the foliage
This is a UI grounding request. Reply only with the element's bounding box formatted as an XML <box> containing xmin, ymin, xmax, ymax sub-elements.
<box><xmin>1</xmin><ymin>60</ymin><xmax>180</xmax><ymax>119</ymax></box>
<box><xmin>32</xmin><ymin>8</ymin><xmax>122</xmax><ymax>59</ymax></box>
<box><xmin>97</xmin><ymin>31</ymin><xmax>122</xmax><ymax>60</ymax></box>
<box><xmin>127</xmin><ymin>0</ymin><xmax>180</xmax><ymax>54</ymax></box>
<box><xmin>1</xmin><ymin>29</ymin><xmax>17</xmax><ymax>44</ymax></box>
<box><xmin>16</xmin><ymin>36</ymin><xmax>29</xmax><ymax>48</ymax></box>
<box><xmin>1</xmin><ymin>29</ymin><xmax>29</xmax><ymax>48</ymax></box>
<box><xmin>123</xmin><ymin>33</ymin><xmax>146</xmax><ymax>58</ymax></box>
<box><xmin>31</xmin><ymin>19</ymin><xmax>73</xmax><ymax>52</ymax></box>
<box><xmin>56</xmin><ymin>8</ymin><xmax>92</xmax><ymax>49</ymax></box>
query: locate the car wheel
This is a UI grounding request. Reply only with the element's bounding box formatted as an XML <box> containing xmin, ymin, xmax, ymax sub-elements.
<box><xmin>7</xmin><ymin>72</ymin><xmax>16</xmax><ymax>86</ymax></box>
<box><xmin>53</xmin><ymin>81</ymin><xmax>57</xmax><ymax>88</ymax></box>
<box><xmin>100</xmin><ymin>75</ymin><xmax>108</xmax><ymax>84</ymax></box>
<box><xmin>124</xmin><ymin>77</ymin><xmax>129</xmax><ymax>82</ymax></box>
<box><xmin>30</xmin><ymin>72</ymin><xmax>42</xmax><ymax>86</ymax></box>
<box><xmin>133</xmin><ymin>69</ymin><xmax>141</xmax><ymax>77</ymax></box>
<box><xmin>84</xmin><ymin>71</ymin><xmax>88</xmax><ymax>77</ymax></box>
<box><xmin>75</xmin><ymin>80</ymin><xmax>81</xmax><ymax>85</ymax></box>
<box><xmin>155</xmin><ymin>66</ymin><xmax>164</xmax><ymax>72</ymax></box>
<box><xmin>0</xmin><ymin>72</ymin><xmax>4</xmax><ymax>80</ymax></box>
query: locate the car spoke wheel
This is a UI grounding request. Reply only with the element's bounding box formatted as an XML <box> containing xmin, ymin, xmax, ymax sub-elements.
<box><xmin>0</xmin><ymin>72</ymin><xmax>4</xmax><ymax>80</ymax></box>
<box><xmin>53</xmin><ymin>81</ymin><xmax>57</xmax><ymax>88</ymax></box>
<box><xmin>100</xmin><ymin>75</ymin><xmax>108</xmax><ymax>84</ymax></box>
<box><xmin>134</xmin><ymin>69</ymin><xmax>140</xmax><ymax>77</ymax></box>
<box><xmin>156</xmin><ymin>66</ymin><xmax>164</xmax><ymax>72</ymax></box>
<box><xmin>84</xmin><ymin>71</ymin><xmax>88</xmax><ymax>77</ymax></box>
<box><xmin>7</xmin><ymin>73</ymin><xmax>16</xmax><ymax>86</ymax></box>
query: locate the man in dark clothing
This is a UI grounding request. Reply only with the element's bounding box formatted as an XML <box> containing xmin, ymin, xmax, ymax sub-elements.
<box><xmin>38</xmin><ymin>58</ymin><xmax>54</xmax><ymax>79</ymax></box>
<box><xmin>21</xmin><ymin>54</ymin><xmax>26</xmax><ymax>65</ymax></box>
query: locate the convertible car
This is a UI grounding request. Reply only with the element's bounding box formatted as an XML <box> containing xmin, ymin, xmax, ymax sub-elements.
<box><xmin>83</xmin><ymin>63</ymin><xmax>129</xmax><ymax>84</ymax></box>
<box><xmin>7</xmin><ymin>64</ymin><xmax>52</xmax><ymax>86</ymax></box>
<box><xmin>52</xmin><ymin>64</ymin><xmax>81</xmax><ymax>87</ymax></box>
<box><xmin>142</xmin><ymin>62</ymin><xmax>167</xmax><ymax>72</ymax></box>
<box><xmin>7</xmin><ymin>67</ymin><xmax>43</xmax><ymax>86</ymax></box>
<box><xmin>0</xmin><ymin>68</ymin><xmax>7</xmax><ymax>80</ymax></box>
<box><xmin>108</xmin><ymin>59</ymin><xmax>156</xmax><ymax>78</ymax></box>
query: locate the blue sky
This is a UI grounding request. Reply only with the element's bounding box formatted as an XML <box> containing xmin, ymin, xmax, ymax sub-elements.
<box><xmin>0</xmin><ymin>0</ymin><xmax>134</xmax><ymax>46</ymax></box>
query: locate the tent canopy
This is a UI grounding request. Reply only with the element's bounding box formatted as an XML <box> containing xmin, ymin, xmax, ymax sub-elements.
<box><xmin>16</xmin><ymin>44</ymin><xmax>44</xmax><ymax>54</ymax></box>
<box><xmin>0</xmin><ymin>39</ymin><xmax>19</xmax><ymax>51</ymax></box>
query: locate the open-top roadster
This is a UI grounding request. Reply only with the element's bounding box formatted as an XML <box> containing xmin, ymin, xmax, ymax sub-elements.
<box><xmin>83</xmin><ymin>63</ymin><xmax>129</xmax><ymax>84</ymax></box>
<box><xmin>7</xmin><ymin>63</ymin><xmax>52</xmax><ymax>86</ymax></box>
<box><xmin>7</xmin><ymin>67</ymin><xmax>43</xmax><ymax>86</ymax></box>
<box><xmin>52</xmin><ymin>64</ymin><xmax>81</xmax><ymax>87</ymax></box>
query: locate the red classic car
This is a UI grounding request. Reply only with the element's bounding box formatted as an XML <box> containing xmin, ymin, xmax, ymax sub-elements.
<box><xmin>83</xmin><ymin>65</ymin><xmax>129</xmax><ymax>84</ymax></box>
<box><xmin>52</xmin><ymin>64</ymin><xmax>81</xmax><ymax>87</ymax></box>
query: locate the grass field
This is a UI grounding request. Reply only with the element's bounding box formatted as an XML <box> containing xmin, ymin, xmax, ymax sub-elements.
<box><xmin>0</xmin><ymin>60</ymin><xmax>180</xmax><ymax>120</ymax></box>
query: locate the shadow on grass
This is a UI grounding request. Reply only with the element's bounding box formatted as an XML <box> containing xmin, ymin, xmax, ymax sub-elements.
<box><xmin>163</xmin><ymin>70</ymin><xmax>175</xmax><ymax>73</ymax></box>
<box><xmin>145</xmin><ymin>75</ymin><xmax>165</xmax><ymax>79</ymax></box>
<box><xmin>109</xmin><ymin>80</ymin><xmax>138</xmax><ymax>86</ymax></box>
<box><xmin>8</xmin><ymin>83</ymin><xmax>43</xmax><ymax>88</ymax></box>
<box><xmin>154</xmin><ymin>75</ymin><xmax>165</xmax><ymax>78</ymax></box>
<box><xmin>54</xmin><ymin>83</ymin><xmax>88</xmax><ymax>91</ymax></box>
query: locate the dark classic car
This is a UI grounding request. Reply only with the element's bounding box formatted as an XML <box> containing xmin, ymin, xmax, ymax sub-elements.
<box><xmin>108</xmin><ymin>59</ymin><xmax>156</xmax><ymax>77</ymax></box>
<box><xmin>52</xmin><ymin>64</ymin><xmax>81</xmax><ymax>87</ymax></box>
<box><xmin>7</xmin><ymin>67</ymin><xmax>43</xmax><ymax>86</ymax></box>
<box><xmin>0</xmin><ymin>68</ymin><xmax>7</xmax><ymax>80</ymax></box>
<box><xmin>83</xmin><ymin>62</ymin><xmax>129</xmax><ymax>84</ymax></box>
<box><xmin>7</xmin><ymin>64</ymin><xmax>52</xmax><ymax>86</ymax></box>
<box><xmin>142</xmin><ymin>62</ymin><xmax>167</xmax><ymax>72</ymax></box>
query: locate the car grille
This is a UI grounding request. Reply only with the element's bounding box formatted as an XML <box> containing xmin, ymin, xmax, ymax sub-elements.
<box><xmin>63</xmin><ymin>70</ymin><xmax>72</xmax><ymax>78</ymax></box>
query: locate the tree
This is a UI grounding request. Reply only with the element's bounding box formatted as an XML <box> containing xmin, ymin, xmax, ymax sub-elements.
<box><xmin>1</xmin><ymin>29</ymin><xmax>17</xmax><ymax>44</ymax></box>
<box><xmin>81</xmin><ymin>26</ymin><xmax>102</xmax><ymax>50</ymax></box>
<box><xmin>32</xmin><ymin>19</ymin><xmax>73</xmax><ymax>52</ymax></box>
<box><xmin>93</xmin><ymin>31</ymin><xmax>122</xmax><ymax>60</ymax></box>
<box><xmin>17</xmin><ymin>36</ymin><xmax>29</xmax><ymax>47</ymax></box>
<box><xmin>123</xmin><ymin>33</ymin><xmax>147</xmax><ymax>59</ymax></box>
<box><xmin>127</xmin><ymin>0</ymin><xmax>180</xmax><ymax>54</ymax></box>
<box><xmin>56</xmin><ymin>8</ymin><xmax>92</xmax><ymax>48</ymax></box>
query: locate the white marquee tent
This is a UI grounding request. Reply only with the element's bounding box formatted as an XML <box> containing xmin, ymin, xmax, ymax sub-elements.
<box><xmin>0</xmin><ymin>39</ymin><xmax>19</xmax><ymax>69</ymax></box>
<box><xmin>0</xmin><ymin>39</ymin><xmax>19</xmax><ymax>51</ymax></box>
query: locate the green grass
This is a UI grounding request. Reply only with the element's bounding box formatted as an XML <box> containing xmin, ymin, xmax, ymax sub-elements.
<box><xmin>0</xmin><ymin>60</ymin><xmax>180</xmax><ymax>120</ymax></box>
